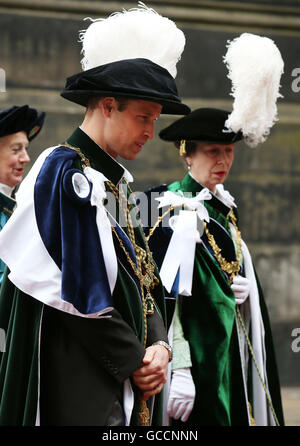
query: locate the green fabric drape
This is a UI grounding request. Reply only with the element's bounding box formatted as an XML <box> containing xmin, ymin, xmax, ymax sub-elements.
<box><xmin>0</xmin><ymin>268</ymin><xmax>42</xmax><ymax>425</ymax></box>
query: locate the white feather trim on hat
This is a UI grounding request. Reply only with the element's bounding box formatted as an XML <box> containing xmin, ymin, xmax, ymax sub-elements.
<box><xmin>223</xmin><ymin>33</ymin><xmax>284</xmax><ymax>147</ymax></box>
<box><xmin>79</xmin><ymin>2</ymin><xmax>185</xmax><ymax>79</ymax></box>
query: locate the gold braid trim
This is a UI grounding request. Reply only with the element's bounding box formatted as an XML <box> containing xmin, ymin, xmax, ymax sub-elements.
<box><xmin>63</xmin><ymin>142</ymin><xmax>91</xmax><ymax>168</ymax></box>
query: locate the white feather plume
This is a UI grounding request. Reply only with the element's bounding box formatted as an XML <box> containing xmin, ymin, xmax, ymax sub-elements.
<box><xmin>79</xmin><ymin>2</ymin><xmax>185</xmax><ymax>78</ymax></box>
<box><xmin>223</xmin><ymin>33</ymin><xmax>284</xmax><ymax>147</ymax></box>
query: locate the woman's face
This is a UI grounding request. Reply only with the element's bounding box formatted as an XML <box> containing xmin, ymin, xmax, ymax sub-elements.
<box><xmin>0</xmin><ymin>131</ymin><xmax>30</xmax><ymax>188</ymax></box>
<box><xmin>186</xmin><ymin>142</ymin><xmax>235</xmax><ymax>192</ymax></box>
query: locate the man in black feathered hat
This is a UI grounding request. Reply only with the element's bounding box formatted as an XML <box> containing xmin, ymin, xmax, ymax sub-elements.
<box><xmin>0</xmin><ymin>105</ymin><xmax>45</xmax><ymax>283</ymax></box>
<box><xmin>0</xmin><ymin>4</ymin><xmax>189</xmax><ymax>427</ymax></box>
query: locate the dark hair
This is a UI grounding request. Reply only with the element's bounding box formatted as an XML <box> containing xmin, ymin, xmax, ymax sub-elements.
<box><xmin>87</xmin><ymin>96</ymin><xmax>130</xmax><ymax>112</ymax></box>
<box><xmin>174</xmin><ymin>140</ymin><xmax>198</xmax><ymax>157</ymax></box>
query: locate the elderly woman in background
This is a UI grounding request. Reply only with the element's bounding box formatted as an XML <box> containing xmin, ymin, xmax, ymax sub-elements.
<box><xmin>144</xmin><ymin>108</ymin><xmax>284</xmax><ymax>426</ymax></box>
<box><xmin>0</xmin><ymin>105</ymin><xmax>45</xmax><ymax>282</ymax></box>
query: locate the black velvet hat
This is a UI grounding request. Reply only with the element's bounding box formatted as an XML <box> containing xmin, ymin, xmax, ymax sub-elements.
<box><xmin>60</xmin><ymin>58</ymin><xmax>190</xmax><ymax>115</ymax></box>
<box><xmin>159</xmin><ymin>108</ymin><xmax>243</xmax><ymax>143</ymax></box>
<box><xmin>0</xmin><ymin>105</ymin><xmax>46</xmax><ymax>141</ymax></box>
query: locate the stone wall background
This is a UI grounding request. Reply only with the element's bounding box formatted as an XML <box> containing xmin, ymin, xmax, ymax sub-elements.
<box><xmin>0</xmin><ymin>0</ymin><xmax>300</xmax><ymax>386</ymax></box>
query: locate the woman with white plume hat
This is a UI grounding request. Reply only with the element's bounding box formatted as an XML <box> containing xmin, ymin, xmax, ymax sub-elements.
<box><xmin>0</xmin><ymin>3</ymin><xmax>189</xmax><ymax>426</ymax></box>
<box><xmin>144</xmin><ymin>33</ymin><xmax>285</xmax><ymax>426</ymax></box>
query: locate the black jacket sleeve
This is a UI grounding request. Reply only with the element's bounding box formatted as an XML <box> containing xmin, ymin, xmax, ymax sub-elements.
<box><xmin>146</xmin><ymin>304</ymin><xmax>169</xmax><ymax>347</ymax></box>
<box><xmin>42</xmin><ymin>305</ymin><xmax>146</xmax><ymax>384</ymax></box>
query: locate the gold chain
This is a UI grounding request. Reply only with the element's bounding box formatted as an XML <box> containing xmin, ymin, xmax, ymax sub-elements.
<box><xmin>107</xmin><ymin>180</ymin><xmax>159</xmax><ymax>319</ymax></box>
<box><xmin>111</xmin><ymin>225</ymin><xmax>153</xmax><ymax>341</ymax></box>
<box><xmin>203</xmin><ymin>209</ymin><xmax>243</xmax><ymax>284</ymax></box>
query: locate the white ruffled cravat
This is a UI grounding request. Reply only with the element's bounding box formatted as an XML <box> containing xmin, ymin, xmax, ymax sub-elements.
<box><xmin>215</xmin><ymin>184</ymin><xmax>237</xmax><ymax>208</ymax></box>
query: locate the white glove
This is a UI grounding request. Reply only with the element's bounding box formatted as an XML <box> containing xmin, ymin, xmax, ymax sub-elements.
<box><xmin>167</xmin><ymin>367</ymin><xmax>196</xmax><ymax>422</ymax></box>
<box><xmin>231</xmin><ymin>274</ymin><xmax>251</xmax><ymax>305</ymax></box>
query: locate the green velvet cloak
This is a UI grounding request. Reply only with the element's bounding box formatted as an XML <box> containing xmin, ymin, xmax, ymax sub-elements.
<box><xmin>152</xmin><ymin>173</ymin><xmax>284</xmax><ymax>426</ymax></box>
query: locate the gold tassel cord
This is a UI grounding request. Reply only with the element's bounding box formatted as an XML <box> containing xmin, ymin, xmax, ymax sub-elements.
<box><xmin>138</xmin><ymin>398</ymin><xmax>150</xmax><ymax>426</ymax></box>
<box><xmin>146</xmin><ymin>205</ymin><xmax>175</xmax><ymax>242</ymax></box>
<box><xmin>236</xmin><ymin>307</ymin><xmax>280</xmax><ymax>426</ymax></box>
<box><xmin>228</xmin><ymin>210</ymin><xmax>280</xmax><ymax>426</ymax></box>
<box><xmin>63</xmin><ymin>142</ymin><xmax>91</xmax><ymax>168</ymax></box>
<box><xmin>199</xmin><ymin>205</ymin><xmax>280</xmax><ymax>426</ymax></box>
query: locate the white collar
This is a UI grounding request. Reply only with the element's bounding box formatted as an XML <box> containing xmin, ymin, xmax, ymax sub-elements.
<box><xmin>0</xmin><ymin>183</ymin><xmax>14</xmax><ymax>198</ymax></box>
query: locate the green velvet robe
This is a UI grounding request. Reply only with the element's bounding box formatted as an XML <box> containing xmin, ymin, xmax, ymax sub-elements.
<box><xmin>0</xmin><ymin>128</ymin><xmax>167</xmax><ymax>426</ymax></box>
<box><xmin>148</xmin><ymin>173</ymin><xmax>284</xmax><ymax>426</ymax></box>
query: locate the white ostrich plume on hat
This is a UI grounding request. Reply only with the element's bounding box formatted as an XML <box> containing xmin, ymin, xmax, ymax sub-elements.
<box><xmin>79</xmin><ymin>2</ymin><xmax>185</xmax><ymax>79</ymax></box>
<box><xmin>223</xmin><ymin>33</ymin><xmax>284</xmax><ymax>148</ymax></box>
